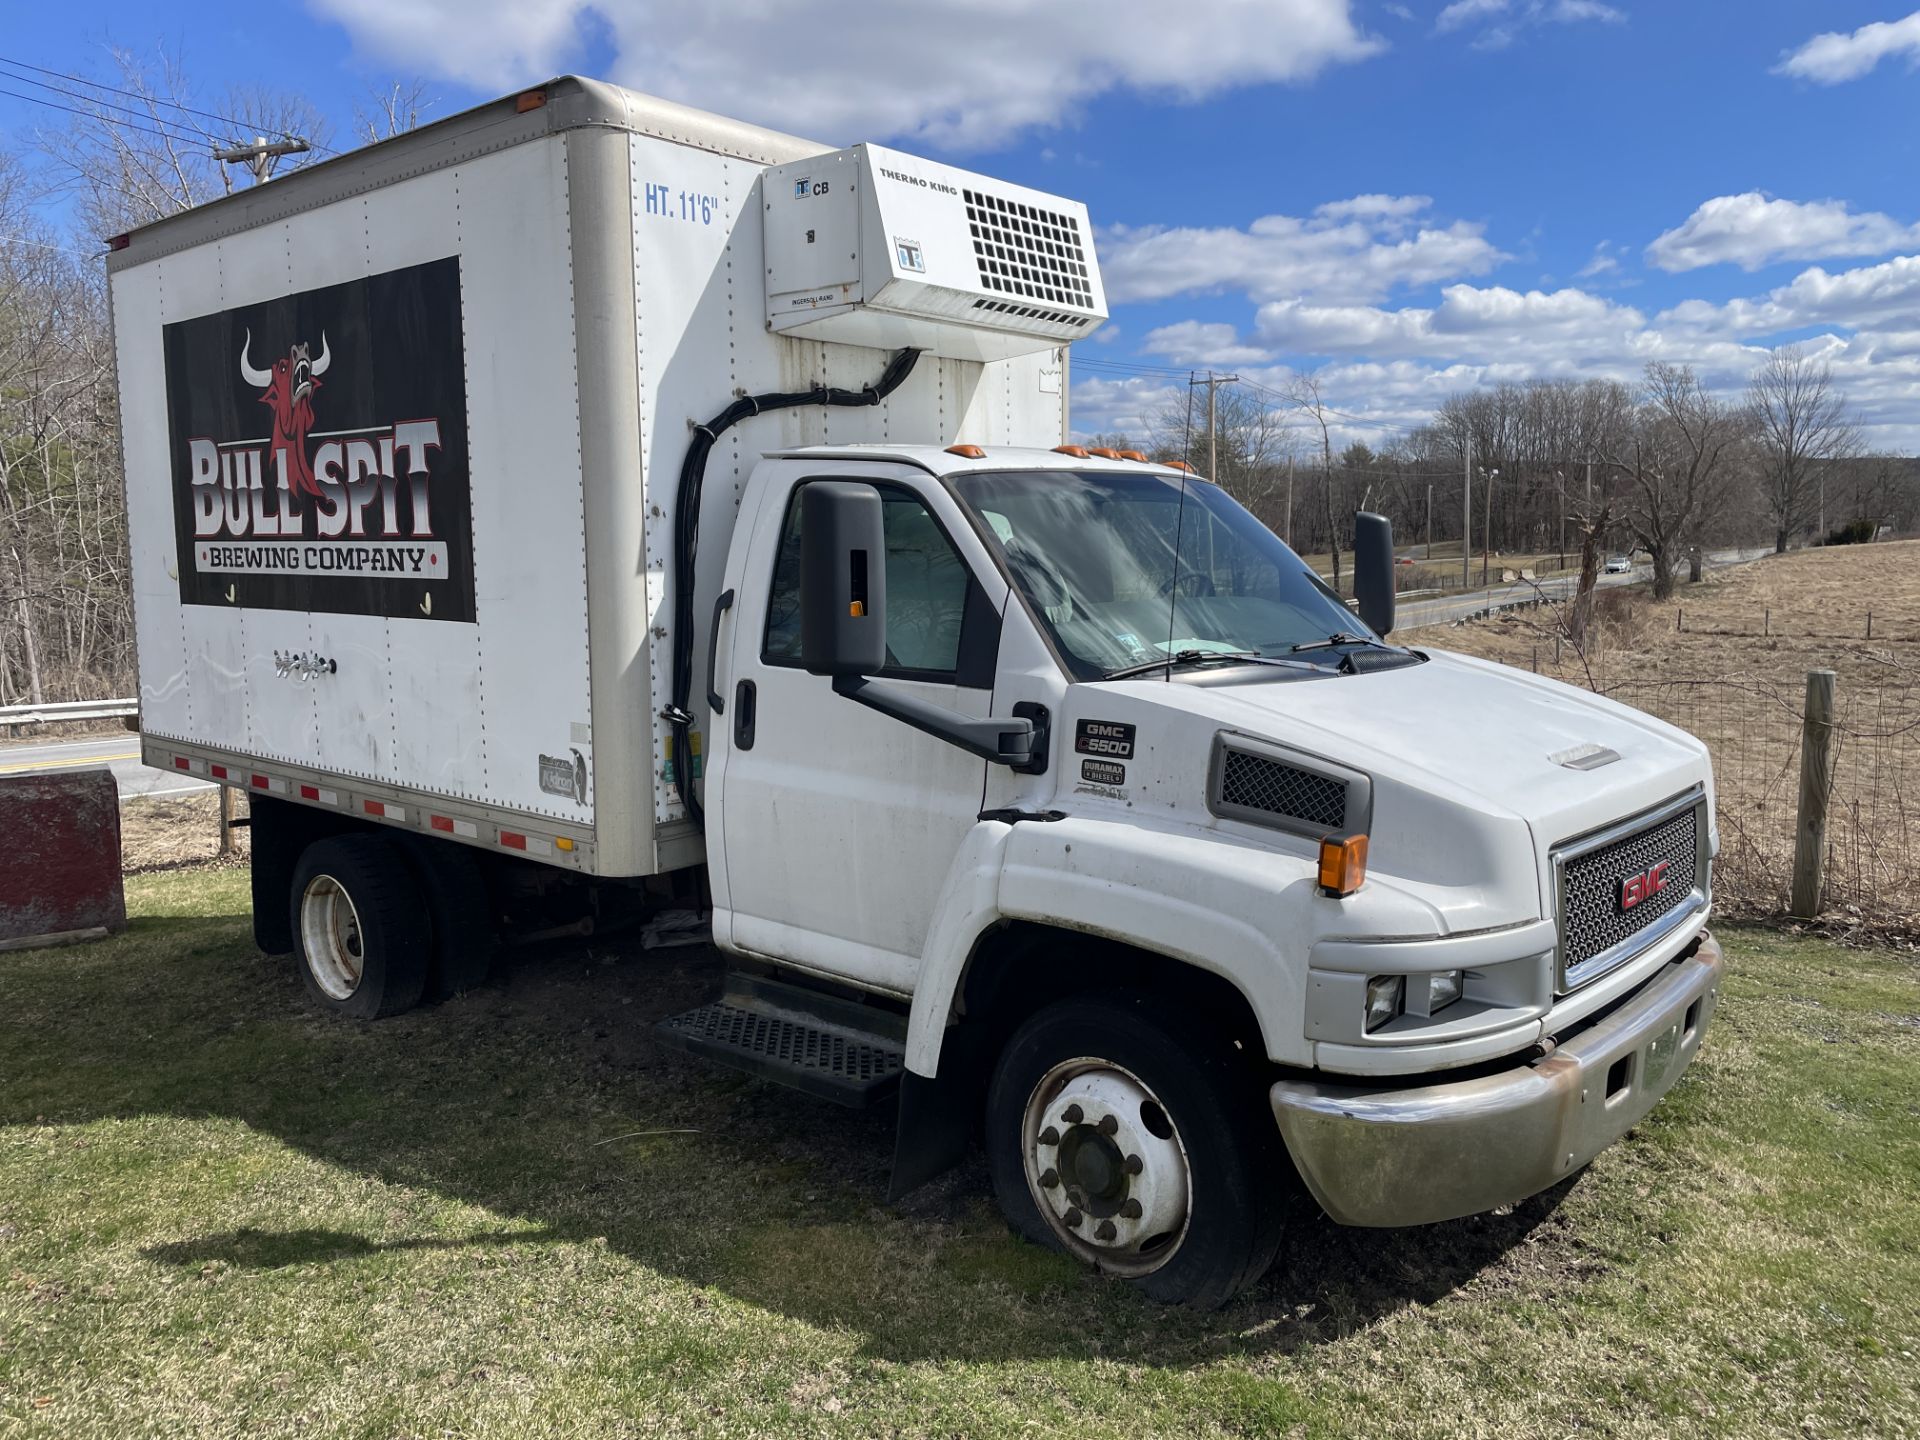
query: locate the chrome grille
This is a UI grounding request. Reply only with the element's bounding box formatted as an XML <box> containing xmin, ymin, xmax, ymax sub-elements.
<box><xmin>1217</xmin><ymin>750</ymin><xmax>1347</xmax><ymax>831</ymax></box>
<box><xmin>1559</xmin><ymin>801</ymin><xmax>1701</xmax><ymax>983</ymax></box>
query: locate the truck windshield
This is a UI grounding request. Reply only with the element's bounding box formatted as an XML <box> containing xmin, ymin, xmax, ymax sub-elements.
<box><xmin>950</xmin><ymin>469</ymin><xmax>1375</xmax><ymax>681</ymax></box>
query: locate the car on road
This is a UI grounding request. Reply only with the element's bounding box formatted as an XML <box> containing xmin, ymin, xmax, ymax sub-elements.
<box><xmin>1604</xmin><ymin>554</ymin><xmax>1633</xmax><ymax>574</ymax></box>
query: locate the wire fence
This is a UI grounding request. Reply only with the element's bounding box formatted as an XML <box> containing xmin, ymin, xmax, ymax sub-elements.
<box><xmin>1606</xmin><ymin>674</ymin><xmax>1920</xmax><ymax>925</ymax></box>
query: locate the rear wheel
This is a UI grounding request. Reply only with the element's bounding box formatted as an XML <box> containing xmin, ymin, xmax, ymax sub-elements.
<box><xmin>290</xmin><ymin>834</ymin><xmax>429</xmax><ymax>1018</ymax></box>
<box><xmin>986</xmin><ymin>993</ymin><xmax>1288</xmax><ymax>1308</ymax></box>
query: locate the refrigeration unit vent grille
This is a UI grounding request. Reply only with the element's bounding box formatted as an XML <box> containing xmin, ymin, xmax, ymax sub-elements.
<box><xmin>964</xmin><ymin>187</ymin><xmax>1097</xmax><ymax>311</ymax></box>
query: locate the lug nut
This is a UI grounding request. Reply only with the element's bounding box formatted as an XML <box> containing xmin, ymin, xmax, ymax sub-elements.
<box><xmin>1095</xmin><ymin>1220</ymin><xmax>1117</xmax><ymax>1242</ymax></box>
<box><xmin>1119</xmin><ymin>1198</ymin><xmax>1142</xmax><ymax>1219</ymax></box>
<box><xmin>1097</xmin><ymin>1114</ymin><xmax>1118</xmax><ymax>1136</ymax></box>
<box><xmin>1039</xmin><ymin>1126</ymin><xmax>1060</xmax><ymax>1147</ymax></box>
<box><xmin>1039</xmin><ymin>1168</ymin><xmax>1059</xmax><ymax>1188</ymax></box>
<box><xmin>1062</xmin><ymin>1104</ymin><xmax>1084</xmax><ymax>1124</ymax></box>
<box><xmin>1063</xmin><ymin>1207</ymin><xmax>1083</xmax><ymax>1228</ymax></box>
<box><xmin>1123</xmin><ymin>1154</ymin><xmax>1143</xmax><ymax>1175</ymax></box>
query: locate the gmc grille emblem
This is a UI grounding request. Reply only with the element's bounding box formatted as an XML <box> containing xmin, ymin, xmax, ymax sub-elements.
<box><xmin>1618</xmin><ymin>860</ymin><xmax>1671</xmax><ymax>912</ymax></box>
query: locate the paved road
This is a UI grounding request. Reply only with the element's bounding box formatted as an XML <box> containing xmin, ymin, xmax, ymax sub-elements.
<box><xmin>1398</xmin><ymin>547</ymin><xmax>1771</xmax><ymax>630</ymax></box>
<box><xmin>0</xmin><ymin>735</ymin><xmax>215</xmax><ymax>801</ymax></box>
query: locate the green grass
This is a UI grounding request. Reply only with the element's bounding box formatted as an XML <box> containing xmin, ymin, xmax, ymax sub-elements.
<box><xmin>2</xmin><ymin>871</ymin><xmax>1918</xmax><ymax>1438</ymax></box>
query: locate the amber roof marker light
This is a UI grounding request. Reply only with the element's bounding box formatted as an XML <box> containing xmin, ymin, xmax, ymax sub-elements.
<box><xmin>945</xmin><ymin>443</ymin><xmax>986</xmax><ymax>459</ymax></box>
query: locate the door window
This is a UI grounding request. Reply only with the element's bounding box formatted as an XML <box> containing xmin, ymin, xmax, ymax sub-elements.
<box><xmin>763</xmin><ymin>483</ymin><xmax>983</xmax><ymax>679</ymax></box>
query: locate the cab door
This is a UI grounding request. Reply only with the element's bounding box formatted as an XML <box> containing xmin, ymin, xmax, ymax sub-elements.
<box><xmin>709</xmin><ymin>466</ymin><xmax>1008</xmax><ymax>994</ymax></box>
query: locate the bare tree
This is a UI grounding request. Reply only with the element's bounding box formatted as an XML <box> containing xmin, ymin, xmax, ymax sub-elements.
<box><xmin>38</xmin><ymin>48</ymin><xmax>330</xmax><ymax>237</ymax></box>
<box><xmin>1287</xmin><ymin>373</ymin><xmax>1340</xmax><ymax>589</ymax></box>
<box><xmin>1605</xmin><ymin>363</ymin><xmax>1749</xmax><ymax>600</ymax></box>
<box><xmin>1749</xmin><ymin>346</ymin><xmax>1860</xmax><ymax>553</ymax></box>
<box><xmin>356</xmin><ymin>80</ymin><xmax>434</xmax><ymax>144</ymax></box>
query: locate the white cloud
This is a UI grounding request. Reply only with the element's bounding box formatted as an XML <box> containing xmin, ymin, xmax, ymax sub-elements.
<box><xmin>1096</xmin><ymin>249</ymin><xmax>1920</xmax><ymax>450</ymax></box>
<box><xmin>1435</xmin><ymin>0</ymin><xmax>1622</xmax><ymax>42</ymax></box>
<box><xmin>1100</xmin><ymin>197</ymin><xmax>1506</xmax><ymax>306</ymax></box>
<box><xmin>1575</xmin><ymin>242</ymin><xmax>1620</xmax><ymax>279</ymax></box>
<box><xmin>1776</xmin><ymin>10</ymin><xmax>1920</xmax><ymax>84</ymax></box>
<box><xmin>1647</xmin><ymin>193</ymin><xmax>1920</xmax><ymax>273</ymax></box>
<box><xmin>1139</xmin><ymin>321</ymin><xmax>1282</xmax><ymax>366</ymax></box>
<box><xmin>311</xmin><ymin>0</ymin><xmax>1385</xmax><ymax>149</ymax></box>
<box><xmin>1435</xmin><ymin>0</ymin><xmax>1508</xmax><ymax>33</ymax></box>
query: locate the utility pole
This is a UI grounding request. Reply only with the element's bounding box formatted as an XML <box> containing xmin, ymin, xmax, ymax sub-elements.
<box><xmin>1462</xmin><ymin>435</ymin><xmax>1472</xmax><ymax>589</ymax></box>
<box><xmin>1425</xmin><ymin>483</ymin><xmax>1433</xmax><ymax>560</ymax></box>
<box><xmin>1189</xmin><ymin>372</ymin><xmax>1240</xmax><ymax>481</ymax></box>
<box><xmin>1482</xmin><ymin>466</ymin><xmax>1496</xmax><ymax>586</ymax></box>
<box><xmin>1285</xmin><ymin>456</ymin><xmax>1295</xmax><ymax>548</ymax></box>
<box><xmin>212</xmin><ymin>135</ymin><xmax>311</xmax><ymax>191</ymax></box>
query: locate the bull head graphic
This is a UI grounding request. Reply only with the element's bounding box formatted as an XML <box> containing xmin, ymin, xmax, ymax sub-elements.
<box><xmin>240</xmin><ymin>329</ymin><xmax>331</xmax><ymax>498</ymax></box>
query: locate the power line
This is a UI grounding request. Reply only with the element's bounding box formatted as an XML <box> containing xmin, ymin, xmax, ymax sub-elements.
<box><xmin>0</xmin><ymin>53</ymin><xmax>301</xmax><ymax>143</ymax></box>
<box><xmin>0</xmin><ymin>62</ymin><xmax>218</xmax><ymax>142</ymax></box>
<box><xmin>0</xmin><ymin>86</ymin><xmax>211</xmax><ymax>147</ymax></box>
<box><xmin>0</xmin><ymin>54</ymin><xmax>337</xmax><ymax>157</ymax></box>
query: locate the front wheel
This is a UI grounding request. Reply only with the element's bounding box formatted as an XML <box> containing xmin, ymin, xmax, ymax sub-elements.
<box><xmin>290</xmin><ymin>834</ymin><xmax>430</xmax><ymax>1019</ymax></box>
<box><xmin>986</xmin><ymin>993</ymin><xmax>1289</xmax><ymax>1308</ymax></box>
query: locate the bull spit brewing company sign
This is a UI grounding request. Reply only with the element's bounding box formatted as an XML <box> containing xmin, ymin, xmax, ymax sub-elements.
<box><xmin>162</xmin><ymin>257</ymin><xmax>474</xmax><ymax>623</ymax></box>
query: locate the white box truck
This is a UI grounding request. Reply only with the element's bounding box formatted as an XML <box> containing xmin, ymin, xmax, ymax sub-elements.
<box><xmin>110</xmin><ymin>76</ymin><xmax>1724</xmax><ymax>1306</ymax></box>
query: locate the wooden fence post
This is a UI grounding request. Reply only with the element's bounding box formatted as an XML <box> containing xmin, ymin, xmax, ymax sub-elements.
<box><xmin>1790</xmin><ymin>669</ymin><xmax>1837</xmax><ymax>918</ymax></box>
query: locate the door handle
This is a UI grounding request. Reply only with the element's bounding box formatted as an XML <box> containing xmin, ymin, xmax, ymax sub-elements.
<box><xmin>733</xmin><ymin>679</ymin><xmax>757</xmax><ymax>751</ymax></box>
<box><xmin>706</xmin><ymin>588</ymin><xmax>735</xmax><ymax>714</ymax></box>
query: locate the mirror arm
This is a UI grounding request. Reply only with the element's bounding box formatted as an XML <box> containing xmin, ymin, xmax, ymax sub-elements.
<box><xmin>832</xmin><ymin>676</ymin><xmax>1044</xmax><ymax>772</ymax></box>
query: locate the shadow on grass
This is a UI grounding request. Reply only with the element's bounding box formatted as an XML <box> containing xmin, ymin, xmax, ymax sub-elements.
<box><xmin>143</xmin><ymin>1226</ymin><xmax>562</xmax><ymax>1269</ymax></box>
<box><xmin>5</xmin><ymin>908</ymin><xmax>1572</xmax><ymax>1366</ymax></box>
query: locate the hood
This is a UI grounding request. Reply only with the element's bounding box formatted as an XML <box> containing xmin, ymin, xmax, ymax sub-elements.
<box><xmin>1160</xmin><ymin>649</ymin><xmax>1709</xmax><ymax>845</ymax></box>
<box><xmin>1062</xmin><ymin>648</ymin><xmax>1713</xmax><ymax>935</ymax></box>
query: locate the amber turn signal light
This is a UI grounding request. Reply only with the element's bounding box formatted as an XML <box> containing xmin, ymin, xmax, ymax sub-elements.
<box><xmin>1318</xmin><ymin>833</ymin><xmax>1368</xmax><ymax>898</ymax></box>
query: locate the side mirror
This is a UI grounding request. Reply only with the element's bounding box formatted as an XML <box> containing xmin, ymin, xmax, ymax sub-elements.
<box><xmin>800</xmin><ymin>481</ymin><xmax>887</xmax><ymax>677</ymax></box>
<box><xmin>1353</xmin><ymin>511</ymin><xmax>1395</xmax><ymax>638</ymax></box>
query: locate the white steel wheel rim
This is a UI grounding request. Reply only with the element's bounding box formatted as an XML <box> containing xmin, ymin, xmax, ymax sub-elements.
<box><xmin>300</xmin><ymin>874</ymin><xmax>366</xmax><ymax>1001</ymax></box>
<box><xmin>1021</xmin><ymin>1057</ymin><xmax>1192</xmax><ymax>1277</ymax></box>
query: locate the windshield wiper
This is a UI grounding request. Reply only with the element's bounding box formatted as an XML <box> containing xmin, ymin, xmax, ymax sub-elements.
<box><xmin>1289</xmin><ymin>631</ymin><xmax>1393</xmax><ymax>654</ymax></box>
<box><xmin>1103</xmin><ymin>649</ymin><xmax>1307</xmax><ymax>680</ymax></box>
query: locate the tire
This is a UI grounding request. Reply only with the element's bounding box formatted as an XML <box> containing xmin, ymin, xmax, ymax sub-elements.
<box><xmin>398</xmin><ymin>836</ymin><xmax>497</xmax><ymax>1003</ymax></box>
<box><xmin>288</xmin><ymin>834</ymin><xmax>431</xmax><ymax>1019</ymax></box>
<box><xmin>986</xmin><ymin>993</ymin><xmax>1289</xmax><ymax>1308</ymax></box>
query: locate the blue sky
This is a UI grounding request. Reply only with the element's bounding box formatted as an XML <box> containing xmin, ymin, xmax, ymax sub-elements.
<box><xmin>6</xmin><ymin>2</ymin><xmax>1919</xmax><ymax>448</ymax></box>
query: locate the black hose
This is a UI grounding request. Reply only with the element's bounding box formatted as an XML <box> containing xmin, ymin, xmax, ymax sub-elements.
<box><xmin>665</xmin><ymin>347</ymin><xmax>923</xmax><ymax>828</ymax></box>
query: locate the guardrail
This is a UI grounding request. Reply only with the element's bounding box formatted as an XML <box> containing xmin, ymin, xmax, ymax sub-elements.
<box><xmin>0</xmin><ymin>698</ymin><xmax>137</xmax><ymax>727</ymax></box>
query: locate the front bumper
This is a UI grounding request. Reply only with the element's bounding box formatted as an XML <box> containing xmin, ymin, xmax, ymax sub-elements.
<box><xmin>1269</xmin><ymin>930</ymin><xmax>1723</xmax><ymax>1227</ymax></box>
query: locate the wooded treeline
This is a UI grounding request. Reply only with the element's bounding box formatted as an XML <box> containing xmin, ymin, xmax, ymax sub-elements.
<box><xmin>1117</xmin><ymin>350</ymin><xmax>1911</xmax><ymax>603</ymax></box>
<box><xmin>0</xmin><ymin>54</ymin><xmax>407</xmax><ymax>705</ymax></box>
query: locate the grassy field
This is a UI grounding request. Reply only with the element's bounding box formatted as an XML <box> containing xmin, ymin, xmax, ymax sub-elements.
<box><xmin>2</xmin><ymin>870</ymin><xmax>1918</xmax><ymax>1438</ymax></box>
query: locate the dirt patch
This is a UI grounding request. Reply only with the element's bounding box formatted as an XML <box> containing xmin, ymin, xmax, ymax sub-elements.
<box><xmin>121</xmin><ymin>790</ymin><xmax>251</xmax><ymax>874</ymax></box>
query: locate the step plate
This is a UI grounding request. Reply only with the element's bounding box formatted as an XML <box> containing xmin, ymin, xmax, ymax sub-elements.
<box><xmin>657</xmin><ymin>999</ymin><xmax>905</xmax><ymax>1107</ymax></box>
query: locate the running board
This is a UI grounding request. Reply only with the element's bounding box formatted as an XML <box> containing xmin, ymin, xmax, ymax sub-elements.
<box><xmin>654</xmin><ymin>972</ymin><xmax>907</xmax><ymax>1108</ymax></box>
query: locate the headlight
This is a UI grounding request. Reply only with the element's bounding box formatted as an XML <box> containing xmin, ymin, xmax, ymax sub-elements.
<box><xmin>1364</xmin><ymin>974</ymin><xmax>1405</xmax><ymax>1032</ymax></box>
<box><xmin>1426</xmin><ymin>969</ymin><xmax>1465</xmax><ymax>1014</ymax></box>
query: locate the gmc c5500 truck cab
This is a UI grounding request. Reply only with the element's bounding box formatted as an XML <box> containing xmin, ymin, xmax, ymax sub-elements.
<box><xmin>110</xmin><ymin>78</ymin><xmax>1721</xmax><ymax>1306</ymax></box>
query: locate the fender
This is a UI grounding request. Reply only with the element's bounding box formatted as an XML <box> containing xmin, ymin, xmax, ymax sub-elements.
<box><xmin>906</xmin><ymin>813</ymin><xmax>1348</xmax><ymax>1077</ymax></box>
